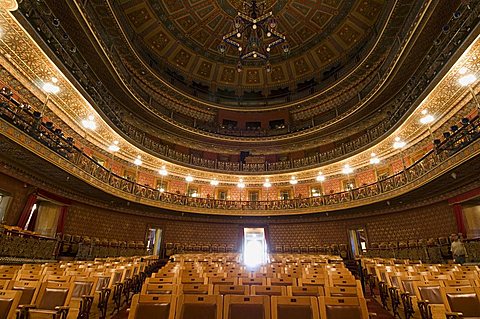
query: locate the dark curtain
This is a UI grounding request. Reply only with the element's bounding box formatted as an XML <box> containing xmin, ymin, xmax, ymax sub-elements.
<box><xmin>453</xmin><ymin>204</ymin><xmax>466</xmax><ymax>237</ymax></box>
<box><xmin>56</xmin><ymin>205</ymin><xmax>68</xmax><ymax>234</ymax></box>
<box><xmin>17</xmin><ymin>193</ymin><xmax>37</xmax><ymax>229</ymax></box>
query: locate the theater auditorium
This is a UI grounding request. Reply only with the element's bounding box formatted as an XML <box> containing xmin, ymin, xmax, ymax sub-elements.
<box><xmin>0</xmin><ymin>0</ymin><xmax>479</xmax><ymax>318</ymax></box>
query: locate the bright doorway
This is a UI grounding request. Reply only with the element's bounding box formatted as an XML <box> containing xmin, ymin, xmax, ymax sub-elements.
<box><xmin>146</xmin><ymin>227</ymin><xmax>163</xmax><ymax>256</ymax></box>
<box><xmin>243</xmin><ymin>228</ymin><xmax>267</xmax><ymax>268</ymax></box>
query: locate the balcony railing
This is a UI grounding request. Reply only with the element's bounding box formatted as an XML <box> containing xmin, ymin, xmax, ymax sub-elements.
<box><xmin>1</xmin><ymin>86</ymin><xmax>479</xmax><ymax>214</ymax></box>
<box><xmin>14</xmin><ymin>0</ymin><xmax>480</xmax><ymax>173</ymax></box>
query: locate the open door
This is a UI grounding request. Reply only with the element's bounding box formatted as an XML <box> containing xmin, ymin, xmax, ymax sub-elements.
<box><xmin>243</xmin><ymin>228</ymin><xmax>267</xmax><ymax>268</ymax></box>
<box><xmin>348</xmin><ymin>227</ymin><xmax>368</xmax><ymax>258</ymax></box>
<box><xmin>146</xmin><ymin>227</ymin><xmax>163</xmax><ymax>256</ymax></box>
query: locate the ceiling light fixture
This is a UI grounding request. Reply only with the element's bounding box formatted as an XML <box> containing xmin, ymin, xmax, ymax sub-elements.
<box><xmin>263</xmin><ymin>178</ymin><xmax>271</xmax><ymax>188</ymax></box>
<box><xmin>219</xmin><ymin>0</ymin><xmax>289</xmax><ymax>72</ymax></box>
<box><xmin>81</xmin><ymin>115</ymin><xmax>97</xmax><ymax>130</ymax></box>
<box><xmin>108</xmin><ymin>140</ymin><xmax>120</xmax><ymax>152</ymax></box>
<box><xmin>133</xmin><ymin>155</ymin><xmax>142</xmax><ymax>166</ymax></box>
<box><xmin>370</xmin><ymin>153</ymin><xmax>380</xmax><ymax>165</ymax></box>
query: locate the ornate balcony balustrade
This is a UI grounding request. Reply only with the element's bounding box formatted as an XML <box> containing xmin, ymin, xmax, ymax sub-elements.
<box><xmin>14</xmin><ymin>0</ymin><xmax>480</xmax><ymax>173</ymax></box>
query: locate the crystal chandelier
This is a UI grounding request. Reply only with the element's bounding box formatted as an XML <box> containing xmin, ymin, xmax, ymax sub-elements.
<box><xmin>218</xmin><ymin>0</ymin><xmax>289</xmax><ymax>72</ymax></box>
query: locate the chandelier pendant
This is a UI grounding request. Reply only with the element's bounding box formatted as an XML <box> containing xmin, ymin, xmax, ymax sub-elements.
<box><xmin>219</xmin><ymin>0</ymin><xmax>289</xmax><ymax>72</ymax></box>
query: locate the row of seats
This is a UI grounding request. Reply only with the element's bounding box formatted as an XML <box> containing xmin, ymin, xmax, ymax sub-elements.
<box><xmin>128</xmin><ymin>253</ymin><xmax>371</xmax><ymax>319</ymax></box>
<box><xmin>365</xmin><ymin>238</ymin><xmax>480</xmax><ymax>263</ymax></box>
<box><xmin>129</xmin><ymin>294</ymin><xmax>369</xmax><ymax>319</ymax></box>
<box><xmin>0</xmin><ymin>256</ymin><xmax>159</xmax><ymax>319</ymax></box>
<box><xmin>59</xmin><ymin>234</ymin><xmax>146</xmax><ymax>259</ymax></box>
<box><xmin>362</xmin><ymin>257</ymin><xmax>480</xmax><ymax>319</ymax></box>
<box><xmin>165</xmin><ymin>243</ymin><xmax>237</xmax><ymax>256</ymax></box>
<box><xmin>271</xmin><ymin>244</ymin><xmax>348</xmax><ymax>258</ymax></box>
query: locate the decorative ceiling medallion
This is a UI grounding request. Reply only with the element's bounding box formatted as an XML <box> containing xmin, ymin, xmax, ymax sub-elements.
<box><xmin>219</xmin><ymin>0</ymin><xmax>290</xmax><ymax>72</ymax></box>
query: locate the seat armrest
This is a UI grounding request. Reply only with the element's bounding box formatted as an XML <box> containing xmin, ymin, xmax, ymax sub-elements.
<box><xmin>445</xmin><ymin>312</ymin><xmax>464</xmax><ymax>319</ymax></box>
<box><xmin>368</xmin><ymin>312</ymin><xmax>377</xmax><ymax>318</ymax></box>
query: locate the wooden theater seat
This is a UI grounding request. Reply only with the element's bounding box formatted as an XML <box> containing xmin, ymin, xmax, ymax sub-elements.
<box><xmin>175</xmin><ymin>294</ymin><xmax>222</xmax><ymax>319</ymax></box>
<box><xmin>178</xmin><ymin>284</ymin><xmax>211</xmax><ymax>295</ymax></box>
<box><xmin>0</xmin><ymin>290</ymin><xmax>21</xmax><ymax>319</ymax></box>
<box><xmin>251</xmin><ymin>285</ymin><xmax>286</xmax><ymax>297</ymax></box>
<box><xmin>271</xmin><ymin>296</ymin><xmax>319</xmax><ymax>319</ymax></box>
<box><xmin>318</xmin><ymin>297</ymin><xmax>369</xmax><ymax>319</ymax></box>
<box><xmin>128</xmin><ymin>294</ymin><xmax>176</xmax><ymax>319</ymax></box>
<box><xmin>287</xmin><ymin>286</ymin><xmax>324</xmax><ymax>297</ymax></box>
<box><xmin>223</xmin><ymin>295</ymin><xmax>270</xmax><ymax>319</ymax></box>
<box><xmin>141</xmin><ymin>284</ymin><xmax>177</xmax><ymax>295</ymax></box>
<box><xmin>440</xmin><ymin>286</ymin><xmax>480</xmax><ymax>318</ymax></box>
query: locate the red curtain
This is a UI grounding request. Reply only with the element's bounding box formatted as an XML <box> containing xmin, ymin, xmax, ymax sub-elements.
<box><xmin>453</xmin><ymin>204</ymin><xmax>466</xmax><ymax>237</ymax></box>
<box><xmin>17</xmin><ymin>193</ymin><xmax>37</xmax><ymax>229</ymax></box>
<box><xmin>56</xmin><ymin>206</ymin><xmax>68</xmax><ymax>234</ymax></box>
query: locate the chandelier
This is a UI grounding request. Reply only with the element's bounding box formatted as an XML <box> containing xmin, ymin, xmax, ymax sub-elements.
<box><xmin>218</xmin><ymin>0</ymin><xmax>289</xmax><ymax>72</ymax></box>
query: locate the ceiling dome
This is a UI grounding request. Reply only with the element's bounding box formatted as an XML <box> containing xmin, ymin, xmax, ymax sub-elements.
<box><xmin>118</xmin><ymin>0</ymin><xmax>386</xmax><ymax>107</ymax></box>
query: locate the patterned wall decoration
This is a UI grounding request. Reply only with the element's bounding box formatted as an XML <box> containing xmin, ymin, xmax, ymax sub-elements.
<box><xmin>364</xmin><ymin>202</ymin><xmax>457</xmax><ymax>243</ymax></box>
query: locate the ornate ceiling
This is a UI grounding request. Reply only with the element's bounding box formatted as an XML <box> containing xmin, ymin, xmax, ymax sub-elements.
<box><xmin>117</xmin><ymin>0</ymin><xmax>384</xmax><ymax>91</ymax></box>
<box><xmin>5</xmin><ymin>0</ymin><xmax>478</xmax><ymax>177</ymax></box>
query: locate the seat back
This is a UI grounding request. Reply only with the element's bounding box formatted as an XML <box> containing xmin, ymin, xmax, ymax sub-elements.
<box><xmin>287</xmin><ymin>286</ymin><xmax>324</xmax><ymax>297</ymax></box>
<box><xmin>35</xmin><ymin>282</ymin><xmax>74</xmax><ymax>310</ymax></box>
<box><xmin>239</xmin><ymin>278</ymin><xmax>266</xmax><ymax>286</ymax></box>
<box><xmin>179</xmin><ymin>284</ymin><xmax>211</xmax><ymax>295</ymax></box>
<box><xmin>223</xmin><ymin>295</ymin><xmax>270</xmax><ymax>319</ymax></box>
<box><xmin>267</xmin><ymin>278</ymin><xmax>296</xmax><ymax>287</ymax></box>
<box><xmin>141</xmin><ymin>284</ymin><xmax>177</xmax><ymax>295</ymax></box>
<box><xmin>92</xmin><ymin>274</ymin><xmax>112</xmax><ymax>292</ymax></box>
<box><xmin>70</xmin><ymin>276</ymin><xmax>97</xmax><ymax>299</ymax></box>
<box><xmin>443</xmin><ymin>280</ymin><xmax>474</xmax><ymax>288</ymax></box>
<box><xmin>128</xmin><ymin>294</ymin><xmax>176</xmax><ymax>319</ymax></box>
<box><xmin>441</xmin><ymin>287</ymin><xmax>480</xmax><ymax>317</ymax></box>
<box><xmin>0</xmin><ymin>290</ymin><xmax>21</xmax><ymax>319</ymax></box>
<box><xmin>319</xmin><ymin>297</ymin><xmax>368</xmax><ymax>319</ymax></box>
<box><xmin>9</xmin><ymin>280</ymin><xmax>41</xmax><ymax>305</ymax></box>
<box><xmin>208</xmin><ymin>277</ymin><xmax>237</xmax><ymax>286</ymax></box>
<box><xmin>271</xmin><ymin>296</ymin><xmax>319</xmax><ymax>319</ymax></box>
<box><xmin>413</xmin><ymin>281</ymin><xmax>443</xmax><ymax>304</ymax></box>
<box><xmin>213</xmin><ymin>285</ymin><xmax>249</xmax><ymax>296</ymax></box>
<box><xmin>251</xmin><ymin>286</ymin><xmax>286</xmax><ymax>296</ymax></box>
<box><xmin>175</xmin><ymin>294</ymin><xmax>222</xmax><ymax>319</ymax></box>
<box><xmin>325</xmin><ymin>286</ymin><xmax>363</xmax><ymax>298</ymax></box>
<box><xmin>297</xmin><ymin>278</ymin><xmax>327</xmax><ymax>287</ymax></box>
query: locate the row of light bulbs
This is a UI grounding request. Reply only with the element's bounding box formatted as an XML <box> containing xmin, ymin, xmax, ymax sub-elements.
<box><xmin>40</xmin><ymin>67</ymin><xmax>477</xmax><ymax>190</ymax></box>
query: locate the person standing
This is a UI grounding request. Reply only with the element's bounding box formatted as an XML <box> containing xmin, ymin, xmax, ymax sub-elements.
<box><xmin>451</xmin><ymin>233</ymin><xmax>467</xmax><ymax>264</ymax></box>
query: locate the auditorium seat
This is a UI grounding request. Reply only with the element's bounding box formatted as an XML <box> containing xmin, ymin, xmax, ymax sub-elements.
<box><xmin>239</xmin><ymin>278</ymin><xmax>266</xmax><ymax>286</ymax></box>
<box><xmin>0</xmin><ymin>290</ymin><xmax>21</xmax><ymax>319</ymax></box>
<box><xmin>213</xmin><ymin>285</ymin><xmax>249</xmax><ymax>296</ymax></box>
<box><xmin>128</xmin><ymin>294</ymin><xmax>176</xmax><ymax>319</ymax></box>
<box><xmin>267</xmin><ymin>278</ymin><xmax>296</xmax><ymax>287</ymax></box>
<box><xmin>287</xmin><ymin>286</ymin><xmax>324</xmax><ymax>297</ymax></box>
<box><xmin>175</xmin><ymin>294</ymin><xmax>222</xmax><ymax>319</ymax></box>
<box><xmin>318</xmin><ymin>296</ymin><xmax>368</xmax><ymax>319</ymax></box>
<box><xmin>8</xmin><ymin>280</ymin><xmax>41</xmax><ymax>306</ymax></box>
<box><xmin>440</xmin><ymin>286</ymin><xmax>480</xmax><ymax>318</ymax></box>
<box><xmin>251</xmin><ymin>286</ymin><xmax>286</xmax><ymax>297</ymax></box>
<box><xmin>141</xmin><ymin>284</ymin><xmax>177</xmax><ymax>295</ymax></box>
<box><xmin>21</xmin><ymin>281</ymin><xmax>74</xmax><ymax>319</ymax></box>
<box><xmin>178</xmin><ymin>284</ymin><xmax>211</xmax><ymax>295</ymax></box>
<box><xmin>325</xmin><ymin>285</ymin><xmax>363</xmax><ymax>298</ymax></box>
<box><xmin>271</xmin><ymin>296</ymin><xmax>319</xmax><ymax>319</ymax></box>
<box><xmin>223</xmin><ymin>295</ymin><xmax>270</xmax><ymax>319</ymax></box>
